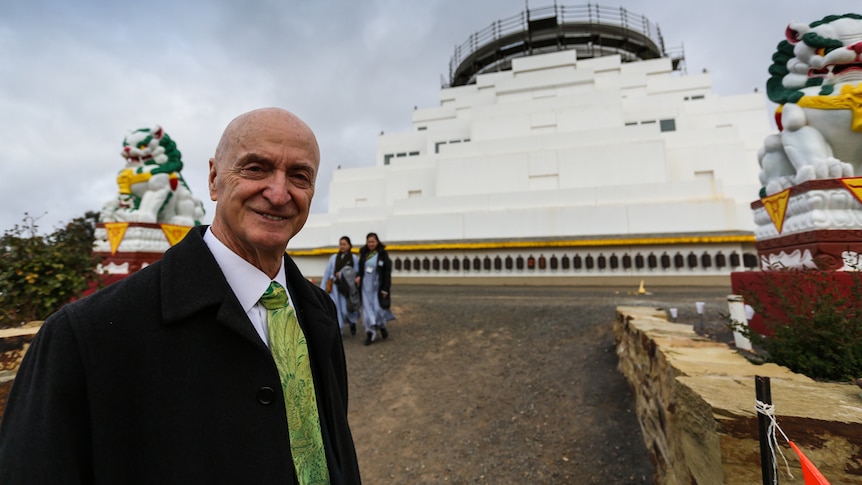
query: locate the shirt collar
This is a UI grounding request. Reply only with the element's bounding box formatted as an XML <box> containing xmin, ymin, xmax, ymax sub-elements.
<box><xmin>203</xmin><ymin>227</ymin><xmax>287</xmax><ymax>312</ymax></box>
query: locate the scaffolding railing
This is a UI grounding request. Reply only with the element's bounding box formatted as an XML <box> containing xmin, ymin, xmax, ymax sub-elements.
<box><xmin>448</xmin><ymin>4</ymin><xmax>683</xmax><ymax>86</ymax></box>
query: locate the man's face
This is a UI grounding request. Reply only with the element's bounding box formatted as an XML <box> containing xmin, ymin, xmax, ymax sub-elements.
<box><xmin>209</xmin><ymin>110</ymin><xmax>319</xmax><ymax>267</ymax></box>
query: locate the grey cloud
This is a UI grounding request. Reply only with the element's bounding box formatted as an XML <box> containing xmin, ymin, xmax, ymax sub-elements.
<box><xmin>0</xmin><ymin>0</ymin><xmax>857</xmax><ymax>232</ymax></box>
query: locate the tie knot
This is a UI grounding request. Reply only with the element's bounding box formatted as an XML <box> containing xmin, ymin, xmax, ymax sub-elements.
<box><xmin>261</xmin><ymin>281</ymin><xmax>289</xmax><ymax>310</ymax></box>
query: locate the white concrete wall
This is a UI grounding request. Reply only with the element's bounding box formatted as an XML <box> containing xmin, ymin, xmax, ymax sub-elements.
<box><xmin>293</xmin><ymin>49</ymin><xmax>770</xmax><ymax>253</ymax></box>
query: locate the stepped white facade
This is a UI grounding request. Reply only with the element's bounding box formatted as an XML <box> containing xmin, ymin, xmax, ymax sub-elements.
<box><xmin>290</xmin><ymin>49</ymin><xmax>772</xmax><ymax>284</ymax></box>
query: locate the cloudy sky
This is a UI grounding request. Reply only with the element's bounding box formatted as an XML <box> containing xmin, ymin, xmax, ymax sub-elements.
<box><xmin>0</xmin><ymin>0</ymin><xmax>856</xmax><ymax>233</ymax></box>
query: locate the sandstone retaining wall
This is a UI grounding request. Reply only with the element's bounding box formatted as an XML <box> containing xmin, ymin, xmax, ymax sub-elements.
<box><xmin>615</xmin><ymin>306</ymin><xmax>862</xmax><ymax>484</ymax></box>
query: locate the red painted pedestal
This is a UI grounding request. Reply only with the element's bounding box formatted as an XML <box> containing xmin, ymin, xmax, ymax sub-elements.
<box><xmin>730</xmin><ymin>270</ymin><xmax>859</xmax><ymax>335</ymax></box>
<box><xmin>89</xmin><ymin>222</ymin><xmax>193</xmax><ymax>293</ymax></box>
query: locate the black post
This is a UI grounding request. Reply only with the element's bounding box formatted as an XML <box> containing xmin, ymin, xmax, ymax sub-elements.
<box><xmin>756</xmin><ymin>375</ymin><xmax>775</xmax><ymax>485</ymax></box>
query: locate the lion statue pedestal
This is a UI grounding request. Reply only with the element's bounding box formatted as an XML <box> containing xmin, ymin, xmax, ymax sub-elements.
<box><xmin>750</xmin><ymin>178</ymin><xmax>862</xmax><ymax>270</ymax></box>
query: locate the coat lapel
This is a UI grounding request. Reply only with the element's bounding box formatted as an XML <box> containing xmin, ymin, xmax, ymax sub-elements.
<box><xmin>158</xmin><ymin>226</ymin><xmax>267</xmax><ymax>349</ymax></box>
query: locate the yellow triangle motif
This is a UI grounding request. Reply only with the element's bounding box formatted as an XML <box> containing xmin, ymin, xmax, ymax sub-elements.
<box><xmin>761</xmin><ymin>189</ymin><xmax>791</xmax><ymax>234</ymax></box>
<box><xmin>840</xmin><ymin>176</ymin><xmax>862</xmax><ymax>205</ymax></box>
<box><xmin>160</xmin><ymin>224</ymin><xmax>192</xmax><ymax>246</ymax></box>
<box><xmin>104</xmin><ymin>222</ymin><xmax>130</xmax><ymax>255</ymax></box>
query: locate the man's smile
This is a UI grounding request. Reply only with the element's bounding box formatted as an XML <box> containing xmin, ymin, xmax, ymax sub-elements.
<box><xmin>256</xmin><ymin>211</ymin><xmax>288</xmax><ymax>222</ymax></box>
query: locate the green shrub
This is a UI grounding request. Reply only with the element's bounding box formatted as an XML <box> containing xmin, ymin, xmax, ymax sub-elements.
<box><xmin>733</xmin><ymin>266</ymin><xmax>862</xmax><ymax>382</ymax></box>
<box><xmin>0</xmin><ymin>212</ymin><xmax>101</xmax><ymax>328</ymax></box>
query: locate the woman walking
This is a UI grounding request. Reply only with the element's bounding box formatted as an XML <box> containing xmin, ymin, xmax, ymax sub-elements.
<box><xmin>321</xmin><ymin>236</ymin><xmax>359</xmax><ymax>335</ymax></box>
<box><xmin>356</xmin><ymin>232</ymin><xmax>394</xmax><ymax>346</ymax></box>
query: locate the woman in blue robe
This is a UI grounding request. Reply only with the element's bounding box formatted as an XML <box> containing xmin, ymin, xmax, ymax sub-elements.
<box><xmin>356</xmin><ymin>232</ymin><xmax>395</xmax><ymax>345</ymax></box>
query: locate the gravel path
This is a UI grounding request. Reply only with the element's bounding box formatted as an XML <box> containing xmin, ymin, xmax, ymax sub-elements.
<box><xmin>342</xmin><ymin>284</ymin><xmax>734</xmax><ymax>484</ymax></box>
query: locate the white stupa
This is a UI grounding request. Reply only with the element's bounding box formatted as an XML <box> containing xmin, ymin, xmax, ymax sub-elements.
<box><xmin>290</xmin><ymin>5</ymin><xmax>771</xmax><ymax>285</ymax></box>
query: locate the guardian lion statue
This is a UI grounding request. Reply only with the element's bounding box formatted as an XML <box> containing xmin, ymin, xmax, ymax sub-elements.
<box><xmin>758</xmin><ymin>13</ymin><xmax>862</xmax><ymax>196</ymax></box>
<box><xmin>101</xmin><ymin>126</ymin><xmax>205</xmax><ymax>226</ymax></box>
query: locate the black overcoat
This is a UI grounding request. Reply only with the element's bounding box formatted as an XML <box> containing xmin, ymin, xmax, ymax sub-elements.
<box><xmin>0</xmin><ymin>226</ymin><xmax>361</xmax><ymax>484</ymax></box>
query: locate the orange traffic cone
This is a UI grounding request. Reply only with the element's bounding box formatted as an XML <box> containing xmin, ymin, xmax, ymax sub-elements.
<box><xmin>789</xmin><ymin>441</ymin><xmax>830</xmax><ymax>485</ymax></box>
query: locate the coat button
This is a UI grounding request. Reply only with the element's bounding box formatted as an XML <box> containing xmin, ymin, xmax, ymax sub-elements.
<box><xmin>257</xmin><ymin>387</ymin><xmax>275</xmax><ymax>405</ymax></box>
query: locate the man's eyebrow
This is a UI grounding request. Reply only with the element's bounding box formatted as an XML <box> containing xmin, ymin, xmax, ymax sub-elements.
<box><xmin>238</xmin><ymin>153</ymin><xmax>272</xmax><ymax>165</ymax></box>
<box><xmin>291</xmin><ymin>159</ymin><xmax>317</xmax><ymax>170</ymax></box>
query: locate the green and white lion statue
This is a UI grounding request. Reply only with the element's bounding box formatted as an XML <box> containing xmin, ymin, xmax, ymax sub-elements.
<box><xmin>100</xmin><ymin>126</ymin><xmax>205</xmax><ymax>226</ymax></box>
<box><xmin>759</xmin><ymin>13</ymin><xmax>862</xmax><ymax>196</ymax></box>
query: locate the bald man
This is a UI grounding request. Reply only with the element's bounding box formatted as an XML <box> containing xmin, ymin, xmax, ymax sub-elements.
<box><xmin>0</xmin><ymin>108</ymin><xmax>361</xmax><ymax>484</ymax></box>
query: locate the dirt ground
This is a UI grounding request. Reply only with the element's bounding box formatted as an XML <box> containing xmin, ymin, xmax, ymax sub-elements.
<box><xmin>341</xmin><ymin>284</ymin><xmax>734</xmax><ymax>484</ymax></box>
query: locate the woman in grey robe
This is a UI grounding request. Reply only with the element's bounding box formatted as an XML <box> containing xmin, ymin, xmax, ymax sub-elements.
<box><xmin>320</xmin><ymin>236</ymin><xmax>359</xmax><ymax>335</ymax></box>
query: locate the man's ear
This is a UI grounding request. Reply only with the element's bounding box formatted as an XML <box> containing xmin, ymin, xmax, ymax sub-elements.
<box><xmin>208</xmin><ymin>158</ymin><xmax>218</xmax><ymax>201</ymax></box>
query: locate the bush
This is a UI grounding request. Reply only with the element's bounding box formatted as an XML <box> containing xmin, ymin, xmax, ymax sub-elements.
<box><xmin>733</xmin><ymin>266</ymin><xmax>862</xmax><ymax>382</ymax></box>
<box><xmin>0</xmin><ymin>212</ymin><xmax>101</xmax><ymax>328</ymax></box>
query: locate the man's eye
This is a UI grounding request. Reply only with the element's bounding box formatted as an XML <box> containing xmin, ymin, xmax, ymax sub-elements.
<box><xmin>292</xmin><ymin>173</ymin><xmax>313</xmax><ymax>186</ymax></box>
<box><xmin>239</xmin><ymin>165</ymin><xmax>268</xmax><ymax>178</ymax></box>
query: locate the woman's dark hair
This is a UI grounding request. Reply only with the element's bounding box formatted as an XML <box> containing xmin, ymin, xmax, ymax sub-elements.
<box><xmin>365</xmin><ymin>232</ymin><xmax>385</xmax><ymax>249</ymax></box>
<box><xmin>339</xmin><ymin>236</ymin><xmax>352</xmax><ymax>249</ymax></box>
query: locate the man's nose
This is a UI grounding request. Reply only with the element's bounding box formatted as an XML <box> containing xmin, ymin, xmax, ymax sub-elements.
<box><xmin>263</xmin><ymin>173</ymin><xmax>292</xmax><ymax>205</ymax></box>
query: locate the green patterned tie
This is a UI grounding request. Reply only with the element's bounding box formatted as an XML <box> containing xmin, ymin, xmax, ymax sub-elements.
<box><xmin>261</xmin><ymin>282</ymin><xmax>330</xmax><ymax>485</ymax></box>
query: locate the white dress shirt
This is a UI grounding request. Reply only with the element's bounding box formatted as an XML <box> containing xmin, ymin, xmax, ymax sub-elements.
<box><xmin>203</xmin><ymin>227</ymin><xmax>291</xmax><ymax>348</ymax></box>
